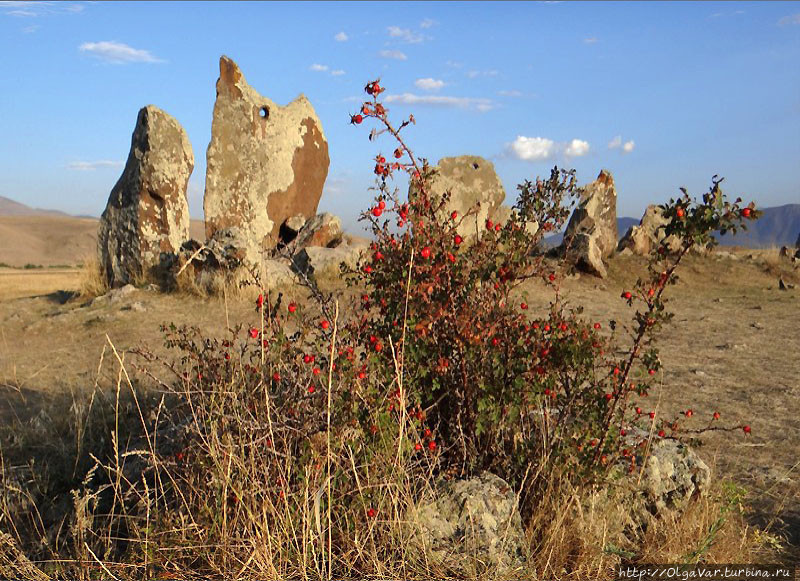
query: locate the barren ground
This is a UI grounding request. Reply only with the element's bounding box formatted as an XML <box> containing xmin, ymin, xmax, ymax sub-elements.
<box><xmin>0</xmin><ymin>248</ymin><xmax>798</xmax><ymax>561</ymax></box>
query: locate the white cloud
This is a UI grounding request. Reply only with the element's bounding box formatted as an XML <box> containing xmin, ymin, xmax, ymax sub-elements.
<box><xmin>310</xmin><ymin>63</ymin><xmax>329</xmax><ymax>72</ymax></box>
<box><xmin>67</xmin><ymin>160</ymin><xmax>123</xmax><ymax>171</ymax></box>
<box><xmin>608</xmin><ymin>135</ymin><xmax>635</xmax><ymax>153</ymax></box>
<box><xmin>384</xmin><ymin>93</ymin><xmax>495</xmax><ymax>112</ymax></box>
<box><xmin>778</xmin><ymin>13</ymin><xmax>800</xmax><ymax>26</ymax></box>
<box><xmin>420</xmin><ymin>18</ymin><xmax>435</xmax><ymax>29</ymax></box>
<box><xmin>379</xmin><ymin>49</ymin><xmax>407</xmax><ymax>60</ymax></box>
<box><xmin>445</xmin><ymin>60</ymin><xmax>463</xmax><ymax>68</ymax></box>
<box><xmin>387</xmin><ymin>25</ymin><xmax>423</xmax><ymax>43</ymax></box>
<box><xmin>1</xmin><ymin>1</ymin><xmax>87</xmax><ymax>17</ymax></box>
<box><xmin>583</xmin><ymin>37</ymin><xmax>598</xmax><ymax>44</ymax></box>
<box><xmin>331</xmin><ymin>69</ymin><xmax>345</xmax><ymax>76</ymax></box>
<box><xmin>509</xmin><ymin>136</ymin><xmax>556</xmax><ymax>161</ymax></box>
<box><xmin>564</xmin><ymin>139</ymin><xmax>590</xmax><ymax>157</ymax></box>
<box><xmin>414</xmin><ymin>77</ymin><xmax>445</xmax><ymax>91</ymax></box>
<box><xmin>79</xmin><ymin>41</ymin><xmax>163</xmax><ymax>64</ymax></box>
<box><xmin>334</xmin><ymin>31</ymin><xmax>348</xmax><ymax>41</ymax></box>
<box><xmin>498</xmin><ymin>89</ymin><xmax>523</xmax><ymax>97</ymax></box>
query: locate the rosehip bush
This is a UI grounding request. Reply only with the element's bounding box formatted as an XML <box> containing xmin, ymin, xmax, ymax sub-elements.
<box><xmin>340</xmin><ymin>80</ymin><xmax>760</xmax><ymax>506</ymax></box>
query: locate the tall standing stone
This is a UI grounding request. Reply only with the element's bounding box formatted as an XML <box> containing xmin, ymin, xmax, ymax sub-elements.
<box><xmin>98</xmin><ymin>105</ymin><xmax>194</xmax><ymax>287</ymax></box>
<box><xmin>204</xmin><ymin>56</ymin><xmax>329</xmax><ymax>265</ymax></box>
<box><xmin>560</xmin><ymin>169</ymin><xmax>618</xmax><ymax>277</ymax></box>
<box><xmin>618</xmin><ymin>204</ymin><xmax>680</xmax><ymax>255</ymax></box>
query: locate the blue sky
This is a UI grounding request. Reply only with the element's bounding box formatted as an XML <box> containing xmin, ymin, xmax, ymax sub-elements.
<box><xmin>1</xmin><ymin>1</ymin><xmax>798</xmax><ymax>234</ymax></box>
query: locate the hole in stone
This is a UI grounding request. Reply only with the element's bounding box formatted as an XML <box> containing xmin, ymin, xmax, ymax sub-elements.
<box><xmin>472</xmin><ymin>163</ymin><xmax>480</xmax><ymax>170</ymax></box>
<box><xmin>259</xmin><ymin>106</ymin><xmax>270</xmax><ymax>119</ymax></box>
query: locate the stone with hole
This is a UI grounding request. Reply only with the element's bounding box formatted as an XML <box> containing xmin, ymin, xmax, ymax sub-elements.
<box><xmin>204</xmin><ymin>56</ymin><xmax>329</xmax><ymax>266</ymax></box>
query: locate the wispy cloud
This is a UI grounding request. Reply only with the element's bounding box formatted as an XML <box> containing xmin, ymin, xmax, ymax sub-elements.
<box><xmin>467</xmin><ymin>69</ymin><xmax>499</xmax><ymax>79</ymax></box>
<box><xmin>334</xmin><ymin>31</ymin><xmax>348</xmax><ymax>41</ymax></box>
<box><xmin>311</xmin><ymin>63</ymin><xmax>345</xmax><ymax>77</ymax></box>
<box><xmin>1</xmin><ymin>1</ymin><xmax>87</xmax><ymax>17</ymax></box>
<box><xmin>384</xmin><ymin>93</ymin><xmax>495</xmax><ymax>112</ymax></box>
<box><xmin>331</xmin><ymin>69</ymin><xmax>345</xmax><ymax>76</ymax></box>
<box><xmin>420</xmin><ymin>18</ymin><xmax>435</xmax><ymax>29</ymax></box>
<box><xmin>67</xmin><ymin>160</ymin><xmax>123</xmax><ymax>171</ymax></box>
<box><xmin>564</xmin><ymin>139</ymin><xmax>590</xmax><ymax>157</ymax></box>
<box><xmin>608</xmin><ymin>135</ymin><xmax>635</xmax><ymax>154</ymax></box>
<box><xmin>310</xmin><ymin>63</ymin><xmax>329</xmax><ymax>72</ymax></box>
<box><xmin>379</xmin><ymin>49</ymin><xmax>407</xmax><ymax>60</ymax></box>
<box><xmin>498</xmin><ymin>89</ymin><xmax>523</xmax><ymax>97</ymax></box>
<box><xmin>414</xmin><ymin>77</ymin><xmax>445</xmax><ymax>91</ymax></box>
<box><xmin>387</xmin><ymin>25</ymin><xmax>424</xmax><ymax>44</ymax></box>
<box><xmin>79</xmin><ymin>41</ymin><xmax>163</xmax><ymax>64</ymax></box>
<box><xmin>778</xmin><ymin>13</ymin><xmax>800</xmax><ymax>26</ymax></box>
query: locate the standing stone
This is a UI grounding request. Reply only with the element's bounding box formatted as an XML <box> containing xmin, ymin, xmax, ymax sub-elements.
<box><xmin>204</xmin><ymin>55</ymin><xmax>329</xmax><ymax>266</ymax></box>
<box><xmin>618</xmin><ymin>204</ymin><xmax>680</xmax><ymax>255</ymax></box>
<box><xmin>410</xmin><ymin>156</ymin><xmax>507</xmax><ymax>240</ymax></box>
<box><xmin>98</xmin><ymin>105</ymin><xmax>194</xmax><ymax>287</ymax></box>
<box><xmin>560</xmin><ymin>169</ymin><xmax>618</xmax><ymax>277</ymax></box>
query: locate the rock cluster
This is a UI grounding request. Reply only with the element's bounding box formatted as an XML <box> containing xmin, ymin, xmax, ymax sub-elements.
<box><xmin>98</xmin><ymin>105</ymin><xmax>194</xmax><ymax>287</ymax></box>
<box><xmin>97</xmin><ymin>56</ymin><xmax>346</xmax><ymax>294</ymax></box>
<box><xmin>559</xmin><ymin>169</ymin><xmax>618</xmax><ymax>277</ymax></box>
<box><xmin>618</xmin><ymin>205</ymin><xmax>681</xmax><ymax>256</ymax></box>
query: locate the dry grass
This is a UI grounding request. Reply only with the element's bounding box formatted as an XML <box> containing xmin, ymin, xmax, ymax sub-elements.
<box><xmin>77</xmin><ymin>255</ymin><xmax>109</xmax><ymax>299</ymax></box>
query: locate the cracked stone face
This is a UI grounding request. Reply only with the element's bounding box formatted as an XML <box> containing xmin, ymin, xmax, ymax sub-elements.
<box><xmin>203</xmin><ymin>56</ymin><xmax>330</xmax><ymax>266</ymax></box>
<box><xmin>98</xmin><ymin>105</ymin><xmax>193</xmax><ymax>288</ymax></box>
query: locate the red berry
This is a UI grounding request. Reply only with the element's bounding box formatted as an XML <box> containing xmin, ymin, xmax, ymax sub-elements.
<box><xmin>658</xmin><ymin>429</ymin><xmax>666</xmax><ymax>438</ymax></box>
<box><xmin>256</xmin><ymin>294</ymin><xmax>264</xmax><ymax>308</ymax></box>
<box><xmin>549</xmin><ymin>273</ymin><xmax>556</xmax><ymax>282</ymax></box>
<box><xmin>604</xmin><ymin>393</ymin><xmax>613</xmax><ymax>401</ymax></box>
<box><xmin>320</xmin><ymin>320</ymin><xmax>330</xmax><ymax>330</ymax></box>
<box><xmin>648</xmin><ymin>369</ymin><xmax>656</xmax><ymax>376</ymax></box>
<box><xmin>649</xmin><ymin>411</ymin><xmax>656</xmax><ymax>419</ymax></box>
<box><xmin>491</xmin><ymin>337</ymin><xmax>499</xmax><ymax>347</ymax></box>
<box><xmin>374</xmin><ymin>342</ymin><xmax>383</xmax><ymax>352</ymax></box>
<box><xmin>351</xmin><ymin>114</ymin><xmax>363</xmax><ymax>124</ymax></box>
<box><xmin>414</xmin><ymin>443</ymin><xmax>422</xmax><ymax>451</ymax></box>
<box><xmin>378</xmin><ymin>200</ymin><xmax>386</xmax><ymax>210</ymax></box>
<box><xmin>312</xmin><ymin>367</ymin><xmax>320</xmax><ymax>375</ymax></box>
<box><xmin>372</xmin><ymin>207</ymin><xmax>383</xmax><ymax>217</ymax></box>
<box><xmin>249</xmin><ymin>328</ymin><xmax>259</xmax><ymax>339</ymax></box>
<box><xmin>521</xmin><ymin>302</ymin><xmax>528</xmax><ymax>310</ymax></box>
<box><xmin>620</xmin><ymin>429</ymin><xmax>627</xmax><ymax>436</ymax></box>
<box><xmin>420</xmin><ymin>246</ymin><xmax>431</xmax><ymax>259</ymax></box>
<box><xmin>635</xmin><ymin>407</ymin><xmax>642</xmax><ymax>415</ymax></box>
<box><xmin>454</xmin><ymin>234</ymin><xmax>463</xmax><ymax>246</ymax></box>
<box><xmin>676</xmin><ymin>208</ymin><xmax>685</xmax><ymax>218</ymax></box>
<box><xmin>367</xmin><ymin>508</ymin><xmax>377</xmax><ymax>518</ymax></box>
<box><xmin>622</xmin><ymin>291</ymin><xmax>632</xmax><ymax>300</ymax></box>
<box><xmin>394</xmin><ymin>148</ymin><xmax>403</xmax><ymax>159</ymax></box>
<box><xmin>486</xmin><ymin>219</ymin><xmax>493</xmax><ymax>230</ymax></box>
<box><xmin>743</xmin><ymin>425</ymin><xmax>751</xmax><ymax>434</ymax></box>
<box><xmin>594</xmin><ymin>323</ymin><xmax>601</xmax><ymax>329</ymax></box>
<box><xmin>742</xmin><ymin>208</ymin><xmax>751</xmax><ymax>218</ymax></box>
<box><xmin>494</xmin><ymin>223</ymin><xmax>501</xmax><ymax>232</ymax></box>
<box><xmin>288</xmin><ymin>303</ymin><xmax>297</xmax><ymax>313</ymax></box>
<box><xmin>272</xmin><ymin>372</ymin><xmax>280</xmax><ymax>382</ymax></box>
<box><xmin>358</xmin><ymin>371</ymin><xmax>366</xmax><ymax>380</ymax></box>
<box><xmin>713</xmin><ymin>411</ymin><xmax>720</xmax><ymax>420</ymax></box>
<box><xmin>446</xmin><ymin>252</ymin><xmax>455</xmax><ymax>263</ymax></box>
<box><xmin>428</xmin><ymin>441</ymin><xmax>436</xmax><ymax>451</ymax></box>
<box><xmin>451</xmin><ymin>211</ymin><xmax>458</xmax><ymax>220</ymax></box>
<box><xmin>363</xmin><ymin>265</ymin><xmax>373</xmax><ymax>274</ymax></box>
<box><xmin>307</xmin><ymin>385</ymin><xmax>315</xmax><ymax>394</ymax></box>
<box><xmin>685</xmin><ymin>409</ymin><xmax>693</xmax><ymax>418</ymax></box>
<box><xmin>424</xmin><ymin>428</ymin><xmax>431</xmax><ymax>437</ymax></box>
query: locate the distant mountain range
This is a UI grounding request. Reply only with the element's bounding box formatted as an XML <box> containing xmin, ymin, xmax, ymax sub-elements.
<box><xmin>546</xmin><ymin>204</ymin><xmax>800</xmax><ymax>249</ymax></box>
<box><xmin>1</xmin><ymin>195</ymin><xmax>798</xmax><ymax>252</ymax></box>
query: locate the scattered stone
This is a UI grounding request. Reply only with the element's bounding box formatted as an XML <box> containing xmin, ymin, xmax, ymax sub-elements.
<box><xmin>778</xmin><ymin>277</ymin><xmax>794</xmax><ymax>290</ymax></box>
<box><xmin>292</xmin><ymin>213</ymin><xmax>343</xmax><ymax>249</ymax></box>
<box><xmin>98</xmin><ymin>105</ymin><xmax>194</xmax><ymax>288</ymax></box>
<box><xmin>91</xmin><ymin>284</ymin><xmax>138</xmax><ymax>307</ymax></box>
<box><xmin>121</xmin><ymin>301</ymin><xmax>147</xmax><ymax>313</ymax></box>
<box><xmin>291</xmin><ymin>241</ymin><xmax>368</xmax><ymax>280</ymax></box>
<box><xmin>410</xmin><ymin>156</ymin><xmax>508</xmax><ymax>241</ymax></box>
<box><xmin>692</xmin><ymin>369</ymin><xmax>707</xmax><ymax>377</ymax></box>
<box><xmin>204</xmin><ymin>56</ymin><xmax>329</xmax><ymax>265</ymax></box>
<box><xmin>560</xmin><ymin>170</ymin><xmax>618</xmax><ymax>277</ymax></box>
<box><xmin>618</xmin><ymin>205</ymin><xmax>681</xmax><ymax>256</ymax></box>
<box><xmin>751</xmin><ymin>322</ymin><xmax>764</xmax><ymax>330</ymax></box>
<box><xmin>409</xmin><ymin>472</ymin><xmax>527</xmax><ymax>577</ymax></box>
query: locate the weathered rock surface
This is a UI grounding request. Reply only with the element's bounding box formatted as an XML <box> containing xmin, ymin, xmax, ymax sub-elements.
<box><xmin>636</xmin><ymin>438</ymin><xmax>711</xmax><ymax>516</ymax></box>
<box><xmin>411</xmin><ymin>156</ymin><xmax>506</xmax><ymax>240</ymax></box>
<box><xmin>409</xmin><ymin>472</ymin><xmax>527</xmax><ymax>577</ymax></box>
<box><xmin>292</xmin><ymin>213</ymin><xmax>343</xmax><ymax>249</ymax></box>
<box><xmin>618</xmin><ymin>205</ymin><xmax>680</xmax><ymax>255</ymax></box>
<box><xmin>204</xmin><ymin>56</ymin><xmax>329</xmax><ymax>265</ymax></box>
<box><xmin>98</xmin><ymin>105</ymin><xmax>194</xmax><ymax>287</ymax></box>
<box><xmin>291</xmin><ymin>240</ymin><xmax>368</xmax><ymax>280</ymax></box>
<box><xmin>560</xmin><ymin>170</ymin><xmax>617</xmax><ymax>277</ymax></box>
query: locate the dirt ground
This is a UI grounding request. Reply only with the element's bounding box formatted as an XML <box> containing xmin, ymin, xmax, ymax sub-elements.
<box><xmin>1</xmin><ymin>247</ymin><xmax>798</xmax><ymax>561</ymax></box>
